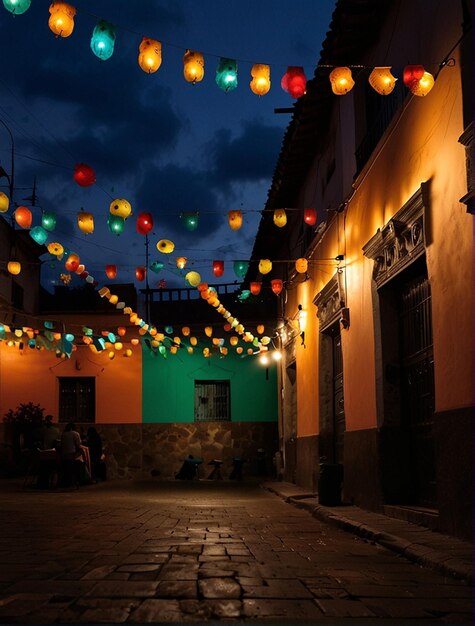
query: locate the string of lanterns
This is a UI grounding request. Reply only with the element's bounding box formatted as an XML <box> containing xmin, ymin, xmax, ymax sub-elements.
<box><xmin>2</xmin><ymin>1</ymin><xmax>437</xmax><ymax>98</ymax></box>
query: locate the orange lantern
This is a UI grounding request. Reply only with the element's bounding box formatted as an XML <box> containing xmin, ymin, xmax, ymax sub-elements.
<box><xmin>47</xmin><ymin>242</ymin><xmax>64</xmax><ymax>257</ymax></box>
<box><xmin>15</xmin><ymin>206</ymin><xmax>32</xmax><ymax>229</ymax></box>
<box><xmin>250</xmin><ymin>63</ymin><xmax>271</xmax><ymax>96</ymax></box>
<box><xmin>197</xmin><ymin>282</ymin><xmax>208</xmax><ymax>292</ymax></box>
<box><xmin>77</xmin><ymin>211</ymin><xmax>94</xmax><ymax>234</ymax></box>
<box><xmin>182</xmin><ymin>326</ymin><xmax>190</xmax><ymax>336</ymax></box>
<box><xmin>295</xmin><ymin>257</ymin><xmax>308</xmax><ymax>273</ymax></box>
<box><xmin>48</xmin><ymin>2</ymin><xmax>76</xmax><ymax>38</ymax></box>
<box><xmin>304</xmin><ymin>207</ymin><xmax>317</xmax><ymax>226</ymax></box>
<box><xmin>205</xmin><ymin>326</ymin><xmax>213</xmax><ymax>337</ymax></box>
<box><xmin>65</xmin><ymin>253</ymin><xmax>80</xmax><ymax>272</ymax></box>
<box><xmin>368</xmin><ymin>67</ymin><xmax>397</xmax><ymax>95</ymax></box>
<box><xmin>271</xmin><ymin>279</ymin><xmax>283</xmax><ymax>295</ymax></box>
<box><xmin>183</xmin><ymin>50</ymin><xmax>204</xmax><ymax>84</ymax></box>
<box><xmin>138</xmin><ymin>37</ymin><xmax>162</xmax><ymax>74</ymax></box>
<box><xmin>7</xmin><ymin>261</ymin><xmax>21</xmax><ymax>275</ymax></box>
<box><xmin>190</xmin><ymin>336</ymin><xmax>198</xmax><ymax>346</ymax></box>
<box><xmin>230</xmin><ymin>336</ymin><xmax>238</xmax><ymax>346</ymax></box>
<box><xmin>329</xmin><ymin>67</ymin><xmax>355</xmax><ymax>95</ymax></box>
<box><xmin>410</xmin><ymin>71</ymin><xmax>435</xmax><ymax>96</ymax></box>
<box><xmin>105</xmin><ymin>264</ymin><xmax>117</xmax><ymax>279</ymax></box>
<box><xmin>273</xmin><ymin>208</ymin><xmax>287</xmax><ymax>228</ymax></box>
<box><xmin>257</xmin><ymin>324</ymin><xmax>265</xmax><ymax>334</ymax></box>
<box><xmin>131</xmin><ymin>338</ymin><xmax>139</xmax><ymax>346</ymax></box>
<box><xmin>117</xmin><ymin>327</ymin><xmax>126</xmax><ymax>337</ymax></box>
<box><xmin>176</xmin><ymin>257</ymin><xmax>187</xmax><ymax>269</ymax></box>
<box><xmin>250</xmin><ymin>282</ymin><xmax>262</xmax><ymax>295</ymax></box>
<box><xmin>228</xmin><ymin>209</ymin><xmax>243</xmax><ymax>231</ymax></box>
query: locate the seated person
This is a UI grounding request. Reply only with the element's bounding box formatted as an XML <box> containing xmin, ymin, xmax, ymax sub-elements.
<box><xmin>59</xmin><ymin>422</ymin><xmax>84</xmax><ymax>487</ymax></box>
<box><xmin>41</xmin><ymin>415</ymin><xmax>61</xmax><ymax>450</ymax></box>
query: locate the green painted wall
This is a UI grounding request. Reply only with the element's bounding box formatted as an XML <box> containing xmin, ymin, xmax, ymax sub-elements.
<box><xmin>142</xmin><ymin>345</ymin><xmax>278</xmax><ymax>423</ymax></box>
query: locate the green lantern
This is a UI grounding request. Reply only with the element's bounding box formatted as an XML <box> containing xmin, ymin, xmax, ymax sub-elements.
<box><xmin>30</xmin><ymin>226</ymin><xmax>48</xmax><ymax>245</ymax></box>
<box><xmin>238</xmin><ymin>289</ymin><xmax>251</xmax><ymax>302</ymax></box>
<box><xmin>233</xmin><ymin>260</ymin><xmax>249</xmax><ymax>278</ymax></box>
<box><xmin>181</xmin><ymin>211</ymin><xmax>199</xmax><ymax>231</ymax></box>
<box><xmin>107</xmin><ymin>214</ymin><xmax>125</xmax><ymax>236</ymax></box>
<box><xmin>150</xmin><ymin>261</ymin><xmax>164</xmax><ymax>273</ymax></box>
<box><xmin>2</xmin><ymin>0</ymin><xmax>31</xmax><ymax>15</ymax></box>
<box><xmin>91</xmin><ymin>20</ymin><xmax>116</xmax><ymax>61</ymax></box>
<box><xmin>216</xmin><ymin>58</ymin><xmax>238</xmax><ymax>92</ymax></box>
<box><xmin>41</xmin><ymin>210</ymin><xmax>57</xmax><ymax>232</ymax></box>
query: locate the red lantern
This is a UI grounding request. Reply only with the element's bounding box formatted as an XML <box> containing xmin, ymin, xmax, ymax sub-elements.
<box><xmin>136</xmin><ymin>212</ymin><xmax>154</xmax><ymax>235</ymax></box>
<box><xmin>15</xmin><ymin>206</ymin><xmax>32</xmax><ymax>229</ymax></box>
<box><xmin>105</xmin><ymin>264</ymin><xmax>117</xmax><ymax>279</ymax></box>
<box><xmin>281</xmin><ymin>66</ymin><xmax>307</xmax><ymax>98</ymax></box>
<box><xmin>304</xmin><ymin>207</ymin><xmax>317</xmax><ymax>226</ymax></box>
<box><xmin>403</xmin><ymin>65</ymin><xmax>425</xmax><ymax>89</ymax></box>
<box><xmin>136</xmin><ymin>266</ymin><xmax>146</xmax><ymax>281</ymax></box>
<box><xmin>271</xmin><ymin>279</ymin><xmax>283</xmax><ymax>295</ymax></box>
<box><xmin>73</xmin><ymin>163</ymin><xmax>96</xmax><ymax>187</ymax></box>
<box><xmin>250</xmin><ymin>281</ymin><xmax>262</xmax><ymax>295</ymax></box>
<box><xmin>65</xmin><ymin>253</ymin><xmax>80</xmax><ymax>272</ymax></box>
<box><xmin>213</xmin><ymin>260</ymin><xmax>224</xmax><ymax>277</ymax></box>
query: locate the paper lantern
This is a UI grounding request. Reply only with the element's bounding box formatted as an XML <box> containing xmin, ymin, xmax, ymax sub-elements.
<box><xmin>48</xmin><ymin>2</ymin><xmax>76</xmax><ymax>38</ymax></box>
<box><xmin>281</xmin><ymin>66</ymin><xmax>306</xmax><ymax>98</ymax></box>
<box><xmin>109</xmin><ymin>198</ymin><xmax>132</xmax><ymax>219</ymax></box>
<box><xmin>78</xmin><ymin>210</ymin><xmax>94</xmax><ymax>234</ymax></box>
<box><xmin>295</xmin><ymin>257</ymin><xmax>308</xmax><ymax>273</ymax></box>
<box><xmin>30</xmin><ymin>226</ymin><xmax>48</xmax><ymax>245</ymax></box>
<box><xmin>228</xmin><ymin>210</ymin><xmax>243</xmax><ymax>231</ymax></box>
<box><xmin>136</xmin><ymin>212</ymin><xmax>153</xmax><ymax>235</ymax></box>
<box><xmin>156</xmin><ymin>239</ymin><xmax>175</xmax><ymax>254</ymax></box>
<box><xmin>250</xmin><ymin>63</ymin><xmax>271</xmax><ymax>96</ymax></box>
<box><xmin>7</xmin><ymin>261</ymin><xmax>21</xmax><ymax>275</ymax></box>
<box><xmin>258</xmin><ymin>259</ymin><xmax>272</xmax><ymax>275</ymax></box>
<box><xmin>107</xmin><ymin>214</ymin><xmax>125</xmax><ymax>236</ymax></box>
<box><xmin>138</xmin><ymin>37</ymin><xmax>162</xmax><ymax>73</ymax></box>
<box><xmin>230</xmin><ymin>336</ymin><xmax>238</xmax><ymax>347</ymax></box>
<box><xmin>213</xmin><ymin>260</ymin><xmax>224</xmax><ymax>277</ymax></box>
<box><xmin>131</xmin><ymin>338</ymin><xmax>139</xmax><ymax>346</ymax></box>
<box><xmin>73</xmin><ymin>163</ymin><xmax>96</xmax><ymax>187</ymax></box>
<box><xmin>183</xmin><ymin>49</ymin><xmax>204</xmax><ymax>84</ymax></box>
<box><xmin>41</xmin><ymin>210</ymin><xmax>57</xmax><ymax>231</ymax></box>
<box><xmin>304</xmin><ymin>207</ymin><xmax>317</xmax><ymax>226</ymax></box>
<box><xmin>117</xmin><ymin>326</ymin><xmax>126</xmax><ymax>337</ymax></box>
<box><xmin>329</xmin><ymin>67</ymin><xmax>355</xmax><ymax>95</ymax></box>
<box><xmin>256</xmin><ymin>324</ymin><xmax>265</xmax><ymax>334</ymax></box>
<box><xmin>0</xmin><ymin>191</ymin><xmax>9</xmax><ymax>213</ymax></box>
<box><xmin>135</xmin><ymin>266</ymin><xmax>146</xmax><ymax>281</ymax></box>
<box><xmin>205</xmin><ymin>326</ymin><xmax>213</xmax><ymax>337</ymax></box>
<box><xmin>216</xmin><ymin>58</ymin><xmax>238</xmax><ymax>92</ymax></box>
<box><xmin>368</xmin><ymin>66</ymin><xmax>397</xmax><ymax>95</ymax></box>
<box><xmin>176</xmin><ymin>256</ymin><xmax>187</xmax><ymax>269</ymax></box>
<box><xmin>403</xmin><ymin>65</ymin><xmax>425</xmax><ymax>89</ymax></box>
<box><xmin>150</xmin><ymin>261</ymin><xmax>164</xmax><ymax>273</ymax></box>
<box><xmin>47</xmin><ymin>242</ymin><xmax>64</xmax><ymax>256</ymax></box>
<box><xmin>105</xmin><ymin>264</ymin><xmax>117</xmax><ymax>279</ymax></box>
<box><xmin>250</xmin><ymin>282</ymin><xmax>262</xmax><ymax>295</ymax></box>
<box><xmin>65</xmin><ymin>253</ymin><xmax>80</xmax><ymax>272</ymax></box>
<box><xmin>124</xmin><ymin>349</ymin><xmax>132</xmax><ymax>357</ymax></box>
<box><xmin>273</xmin><ymin>208</ymin><xmax>287</xmax><ymax>228</ymax></box>
<box><xmin>3</xmin><ymin>0</ymin><xmax>31</xmax><ymax>14</ymax></box>
<box><xmin>185</xmin><ymin>271</ymin><xmax>201</xmax><ymax>287</ymax></box>
<box><xmin>271</xmin><ymin>279</ymin><xmax>283</xmax><ymax>295</ymax></box>
<box><xmin>197</xmin><ymin>282</ymin><xmax>208</xmax><ymax>292</ymax></box>
<box><xmin>233</xmin><ymin>260</ymin><xmax>249</xmax><ymax>278</ymax></box>
<box><xmin>190</xmin><ymin>336</ymin><xmax>198</xmax><ymax>346</ymax></box>
<box><xmin>75</xmin><ymin>264</ymin><xmax>85</xmax><ymax>275</ymax></box>
<box><xmin>90</xmin><ymin>19</ymin><xmax>116</xmax><ymax>60</ymax></box>
<box><xmin>181</xmin><ymin>211</ymin><xmax>199</xmax><ymax>231</ymax></box>
<box><xmin>410</xmin><ymin>71</ymin><xmax>435</xmax><ymax>96</ymax></box>
<box><xmin>15</xmin><ymin>206</ymin><xmax>32</xmax><ymax>229</ymax></box>
<box><xmin>182</xmin><ymin>326</ymin><xmax>190</xmax><ymax>336</ymax></box>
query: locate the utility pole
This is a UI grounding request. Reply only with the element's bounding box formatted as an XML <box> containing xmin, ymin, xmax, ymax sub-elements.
<box><xmin>0</xmin><ymin>117</ymin><xmax>15</xmax><ymax>227</ymax></box>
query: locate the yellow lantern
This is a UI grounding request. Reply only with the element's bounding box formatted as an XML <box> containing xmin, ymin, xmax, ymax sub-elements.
<box><xmin>203</xmin><ymin>347</ymin><xmax>210</xmax><ymax>357</ymax></box>
<box><xmin>183</xmin><ymin>50</ymin><xmax>204</xmax><ymax>84</ymax></box>
<box><xmin>170</xmin><ymin>345</ymin><xmax>178</xmax><ymax>354</ymax></box>
<box><xmin>236</xmin><ymin>324</ymin><xmax>244</xmax><ymax>334</ymax></box>
<box><xmin>250</xmin><ymin>63</ymin><xmax>271</xmax><ymax>96</ymax></box>
<box><xmin>109</xmin><ymin>295</ymin><xmax>119</xmax><ymax>305</ymax></box>
<box><xmin>109</xmin><ymin>198</ymin><xmax>132</xmax><ymax>219</ymax></box>
<box><xmin>124</xmin><ymin>349</ymin><xmax>133</xmax><ymax>357</ymax></box>
<box><xmin>205</xmin><ymin>326</ymin><xmax>213</xmax><ymax>337</ymax></box>
<box><xmin>0</xmin><ymin>192</ymin><xmax>9</xmax><ymax>213</ymax></box>
<box><xmin>47</xmin><ymin>242</ymin><xmax>64</xmax><ymax>257</ymax></box>
<box><xmin>108</xmin><ymin>350</ymin><xmax>115</xmax><ymax>360</ymax></box>
<box><xmin>329</xmin><ymin>67</ymin><xmax>355</xmax><ymax>95</ymax></box>
<box><xmin>48</xmin><ymin>2</ymin><xmax>76</xmax><ymax>38</ymax></box>
<box><xmin>138</xmin><ymin>37</ymin><xmax>162</xmax><ymax>74</ymax></box>
<box><xmin>187</xmin><ymin>347</ymin><xmax>194</xmax><ymax>354</ymax></box>
<box><xmin>230</xmin><ymin>336</ymin><xmax>238</xmax><ymax>346</ymax></box>
<box><xmin>190</xmin><ymin>336</ymin><xmax>198</xmax><ymax>346</ymax></box>
<box><xmin>114</xmin><ymin>342</ymin><xmax>123</xmax><ymax>351</ymax></box>
<box><xmin>261</xmin><ymin>336</ymin><xmax>271</xmax><ymax>346</ymax></box>
<box><xmin>185</xmin><ymin>271</ymin><xmax>201</xmax><ymax>287</ymax></box>
<box><xmin>182</xmin><ymin>326</ymin><xmax>190</xmax><ymax>336</ymax></box>
<box><xmin>273</xmin><ymin>208</ymin><xmax>287</xmax><ymax>228</ymax></box>
<box><xmin>7</xmin><ymin>261</ymin><xmax>21</xmax><ymax>275</ymax></box>
<box><xmin>228</xmin><ymin>210</ymin><xmax>243</xmax><ymax>231</ymax></box>
<box><xmin>212</xmin><ymin>337</ymin><xmax>220</xmax><ymax>346</ymax></box>
<box><xmin>176</xmin><ymin>256</ymin><xmax>187</xmax><ymax>269</ymax></box>
<box><xmin>78</xmin><ymin>211</ymin><xmax>94</xmax><ymax>234</ymax></box>
<box><xmin>410</xmin><ymin>71</ymin><xmax>435</xmax><ymax>97</ymax></box>
<box><xmin>156</xmin><ymin>239</ymin><xmax>175</xmax><ymax>254</ymax></box>
<box><xmin>259</xmin><ymin>259</ymin><xmax>272</xmax><ymax>275</ymax></box>
<box><xmin>295</xmin><ymin>257</ymin><xmax>308</xmax><ymax>273</ymax></box>
<box><xmin>368</xmin><ymin>67</ymin><xmax>397</xmax><ymax>95</ymax></box>
<box><xmin>256</xmin><ymin>324</ymin><xmax>264</xmax><ymax>334</ymax></box>
<box><xmin>220</xmin><ymin>347</ymin><xmax>228</xmax><ymax>356</ymax></box>
<box><xmin>174</xmin><ymin>337</ymin><xmax>181</xmax><ymax>345</ymax></box>
<box><xmin>131</xmin><ymin>338</ymin><xmax>139</xmax><ymax>346</ymax></box>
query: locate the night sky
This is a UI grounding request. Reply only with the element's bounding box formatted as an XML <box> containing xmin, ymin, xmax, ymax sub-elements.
<box><xmin>0</xmin><ymin>0</ymin><xmax>335</xmax><ymax>295</ymax></box>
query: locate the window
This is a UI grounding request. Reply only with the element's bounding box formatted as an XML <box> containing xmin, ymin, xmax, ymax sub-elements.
<box><xmin>58</xmin><ymin>377</ymin><xmax>95</xmax><ymax>423</ymax></box>
<box><xmin>194</xmin><ymin>380</ymin><xmax>230</xmax><ymax>422</ymax></box>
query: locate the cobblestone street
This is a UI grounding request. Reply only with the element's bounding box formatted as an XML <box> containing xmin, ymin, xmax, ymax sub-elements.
<box><xmin>0</xmin><ymin>480</ymin><xmax>472</xmax><ymax>624</ymax></box>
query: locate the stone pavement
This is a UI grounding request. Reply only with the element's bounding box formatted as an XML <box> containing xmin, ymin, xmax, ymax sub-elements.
<box><xmin>0</xmin><ymin>479</ymin><xmax>473</xmax><ymax>624</ymax></box>
<box><xmin>262</xmin><ymin>482</ymin><xmax>473</xmax><ymax>586</ymax></box>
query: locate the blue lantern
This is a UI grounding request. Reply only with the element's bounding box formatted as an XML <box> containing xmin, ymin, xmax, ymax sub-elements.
<box><xmin>150</xmin><ymin>261</ymin><xmax>164</xmax><ymax>273</ymax></box>
<box><xmin>233</xmin><ymin>260</ymin><xmax>249</xmax><ymax>278</ymax></box>
<box><xmin>29</xmin><ymin>226</ymin><xmax>48</xmax><ymax>245</ymax></box>
<box><xmin>91</xmin><ymin>20</ymin><xmax>116</xmax><ymax>61</ymax></box>
<box><xmin>180</xmin><ymin>211</ymin><xmax>199</xmax><ymax>231</ymax></box>
<box><xmin>41</xmin><ymin>210</ymin><xmax>57</xmax><ymax>232</ymax></box>
<box><xmin>216</xmin><ymin>58</ymin><xmax>238</xmax><ymax>92</ymax></box>
<box><xmin>107</xmin><ymin>214</ymin><xmax>125</xmax><ymax>236</ymax></box>
<box><xmin>2</xmin><ymin>0</ymin><xmax>31</xmax><ymax>15</ymax></box>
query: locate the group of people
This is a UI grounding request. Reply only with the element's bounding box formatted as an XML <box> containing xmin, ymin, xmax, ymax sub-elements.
<box><xmin>33</xmin><ymin>418</ymin><xmax>106</xmax><ymax>487</ymax></box>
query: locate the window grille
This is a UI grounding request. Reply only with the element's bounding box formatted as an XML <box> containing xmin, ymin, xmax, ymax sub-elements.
<box><xmin>194</xmin><ymin>380</ymin><xmax>230</xmax><ymax>422</ymax></box>
<box><xmin>58</xmin><ymin>377</ymin><xmax>95</xmax><ymax>423</ymax></box>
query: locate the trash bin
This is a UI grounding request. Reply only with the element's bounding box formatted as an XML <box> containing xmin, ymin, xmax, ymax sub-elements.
<box><xmin>318</xmin><ymin>461</ymin><xmax>343</xmax><ymax>506</ymax></box>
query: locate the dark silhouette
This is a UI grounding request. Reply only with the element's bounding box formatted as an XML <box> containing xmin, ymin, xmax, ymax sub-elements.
<box><xmin>86</xmin><ymin>427</ymin><xmax>106</xmax><ymax>481</ymax></box>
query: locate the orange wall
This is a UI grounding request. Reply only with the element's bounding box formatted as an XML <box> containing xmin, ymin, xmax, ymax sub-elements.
<box><xmin>0</xmin><ymin>343</ymin><xmax>141</xmax><ymax>423</ymax></box>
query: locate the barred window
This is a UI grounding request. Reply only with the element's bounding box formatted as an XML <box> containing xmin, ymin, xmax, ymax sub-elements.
<box><xmin>58</xmin><ymin>377</ymin><xmax>95</xmax><ymax>423</ymax></box>
<box><xmin>194</xmin><ymin>380</ymin><xmax>230</xmax><ymax>422</ymax></box>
